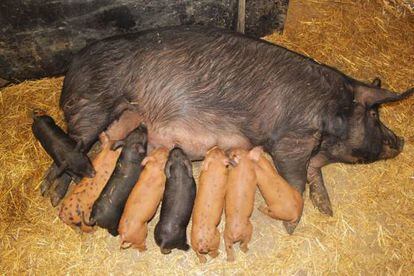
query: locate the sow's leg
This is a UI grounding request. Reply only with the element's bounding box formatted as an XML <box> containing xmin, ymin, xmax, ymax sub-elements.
<box><xmin>268</xmin><ymin>131</ymin><xmax>321</xmax><ymax>234</ymax></box>
<box><xmin>307</xmin><ymin>154</ymin><xmax>333</xmax><ymax>216</ymax></box>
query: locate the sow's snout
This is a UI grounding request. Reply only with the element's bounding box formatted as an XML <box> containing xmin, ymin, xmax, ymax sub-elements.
<box><xmin>379</xmin><ymin>131</ymin><xmax>404</xmax><ymax>160</ymax></box>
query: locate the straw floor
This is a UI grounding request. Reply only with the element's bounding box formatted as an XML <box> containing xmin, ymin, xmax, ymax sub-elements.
<box><xmin>0</xmin><ymin>0</ymin><xmax>413</xmax><ymax>274</ymax></box>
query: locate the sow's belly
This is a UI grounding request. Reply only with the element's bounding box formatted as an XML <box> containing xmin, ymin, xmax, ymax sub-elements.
<box><xmin>147</xmin><ymin>122</ymin><xmax>251</xmax><ymax>160</ymax></box>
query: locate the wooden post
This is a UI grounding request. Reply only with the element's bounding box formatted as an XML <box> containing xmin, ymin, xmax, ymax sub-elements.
<box><xmin>237</xmin><ymin>0</ymin><xmax>246</xmax><ymax>33</ymax></box>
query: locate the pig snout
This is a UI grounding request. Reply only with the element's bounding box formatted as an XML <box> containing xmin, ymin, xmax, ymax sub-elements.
<box><xmin>380</xmin><ymin>135</ymin><xmax>404</xmax><ymax>160</ymax></box>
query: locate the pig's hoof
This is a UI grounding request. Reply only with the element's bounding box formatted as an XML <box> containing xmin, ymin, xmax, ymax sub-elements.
<box><xmin>40</xmin><ymin>178</ymin><xmax>52</xmax><ymax>196</ymax></box>
<box><xmin>49</xmin><ymin>173</ymin><xmax>72</xmax><ymax>207</ymax></box>
<box><xmin>50</xmin><ymin>193</ymin><xmax>61</xmax><ymax>207</ymax></box>
<box><xmin>161</xmin><ymin>248</ymin><xmax>172</xmax><ymax>254</ymax></box>
<box><xmin>227</xmin><ymin>255</ymin><xmax>235</xmax><ymax>262</ymax></box>
<box><xmin>197</xmin><ymin>255</ymin><xmax>207</xmax><ymax>263</ymax></box>
<box><xmin>283</xmin><ymin>221</ymin><xmax>298</xmax><ymax>234</ymax></box>
<box><xmin>310</xmin><ymin>186</ymin><xmax>333</xmax><ymax>217</ymax></box>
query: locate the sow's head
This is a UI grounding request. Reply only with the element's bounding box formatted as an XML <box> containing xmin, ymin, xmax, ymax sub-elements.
<box><xmin>323</xmin><ymin>79</ymin><xmax>413</xmax><ymax>164</ymax></box>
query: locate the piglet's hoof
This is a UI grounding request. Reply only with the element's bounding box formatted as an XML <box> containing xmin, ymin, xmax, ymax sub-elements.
<box><xmin>40</xmin><ymin>163</ymin><xmax>58</xmax><ymax>196</ymax></box>
<box><xmin>283</xmin><ymin>221</ymin><xmax>299</xmax><ymax>235</ymax></box>
<box><xmin>49</xmin><ymin>173</ymin><xmax>72</xmax><ymax>207</ymax></box>
<box><xmin>309</xmin><ymin>184</ymin><xmax>333</xmax><ymax>217</ymax></box>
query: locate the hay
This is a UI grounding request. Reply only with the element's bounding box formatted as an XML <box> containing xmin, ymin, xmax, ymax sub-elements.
<box><xmin>1</xmin><ymin>0</ymin><xmax>413</xmax><ymax>274</ymax></box>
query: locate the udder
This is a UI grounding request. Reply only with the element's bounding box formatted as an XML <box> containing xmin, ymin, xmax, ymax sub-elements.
<box><xmin>147</xmin><ymin>121</ymin><xmax>251</xmax><ymax>160</ymax></box>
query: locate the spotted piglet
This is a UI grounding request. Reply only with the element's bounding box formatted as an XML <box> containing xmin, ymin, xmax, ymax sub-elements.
<box><xmin>58</xmin><ymin>132</ymin><xmax>121</xmax><ymax>232</ymax></box>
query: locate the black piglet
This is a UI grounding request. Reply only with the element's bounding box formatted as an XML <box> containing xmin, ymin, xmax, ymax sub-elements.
<box><xmin>31</xmin><ymin>110</ymin><xmax>95</xmax><ymax>180</ymax></box>
<box><xmin>87</xmin><ymin>124</ymin><xmax>148</xmax><ymax>236</ymax></box>
<box><xmin>154</xmin><ymin>147</ymin><xmax>196</xmax><ymax>254</ymax></box>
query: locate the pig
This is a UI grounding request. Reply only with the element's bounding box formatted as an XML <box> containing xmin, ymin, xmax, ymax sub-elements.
<box><xmin>31</xmin><ymin>110</ymin><xmax>95</xmax><ymax>184</ymax></box>
<box><xmin>59</xmin><ymin>132</ymin><xmax>121</xmax><ymax>232</ymax></box>
<box><xmin>86</xmin><ymin>124</ymin><xmax>148</xmax><ymax>236</ymax></box>
<box><xmin>191</xmin><ymin>146</ymin><xmax>229</xmax><ymax>263</ymax></box>
<box><xmin>223</xmin><ymin>148</ymin><xmax>257</xmax><ymax>262</ymax></box>
<box><xmin>154</xmin><ymin>147</ymin><xmax>196</xmax><ymax>254</ymax></box>
<box><xmin>40</xmin><ymin>110</ymin><xmax>142</xmax><ymax>197</ymax></box>
<box><xmin>249</xmin><ymin>147</ymin><xmax>303</xmax><ymax>223</ymax></box>
<box><xmin>118</xmin><ymin>147</ymin><xmax>169</xmax><ymax>251</ymax></box>
<box><xmin>44</xmin><ymin>25</ymin><xmax>413</xmax><ymax>233</ymax></box>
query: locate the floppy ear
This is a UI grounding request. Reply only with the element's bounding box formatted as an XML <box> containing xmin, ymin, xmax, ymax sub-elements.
<box><xmin>201</xmin><ymin>158</ymin><xmax>210</xmax><ymax>171</ymax></box>
<box><xmin>354</xmin><ymin>85</ymin><xmax>414</xmax><ymax>108</ymax></box>
<box><xmin>248</xmin><ymin>146</ymin><xmax>263</xmax><ymax>162</ymax></box>
<box><xmin>183</xmin><ymin>159</ymin><xmax>193</xmax><ymax>176</ymax></box>
<box><xmin>164</xmin><ymin>160</ymin><xmax>172</xmax><ymax>178</ymax></box>
<box><xmin>111</xmin><ymin>140</ymin><xmax>125</xmax><ymax>151</ymax></box>
<box><xmin>74</xmin><ymin>140</ymin><xmax>84</xmax><ymax>152</ymax></box>
<box><xmin>141</xmin><ymin>156</ymin><xmax>154</xmax><ymax>166</ymax></box>
<box><xmin>372</xmin><ymin>77</ymin><xmax>381</xmax><ymax>88</ymax></box>
<box><xmin>99</xmin><ymin>132</ymin><xmax>110</xmax><ymax>144</ymax></box>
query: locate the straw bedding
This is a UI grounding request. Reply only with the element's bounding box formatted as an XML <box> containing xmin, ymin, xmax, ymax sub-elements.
<box><xmin>0</xmin><ymin>0</ymin><xmax>413</xmax><ymax>274</ymax></box>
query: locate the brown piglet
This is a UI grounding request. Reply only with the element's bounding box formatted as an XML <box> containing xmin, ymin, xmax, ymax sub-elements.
<box><xmin>224</xmin><ymin>148</ymin><xmax>257</xmax><ymax>262</ymax></box>
<box><xmin>118</xmin><ymin>147</ymin><xmax>169</xmax><ymax>251</ymax></box>
<box><xmin>191</xmin><ymin>146</ymin><xmax>229</xmax><ymax>263</ymax></box>
<box><xmin>59</xmin><ymin>132</ymin><xmax>121</xmax><ymax>232</ymax></box>
<box><xmin>250</xmin><ymin>147</ymin><xmax>303</xmax><ymax>224</ymax></box>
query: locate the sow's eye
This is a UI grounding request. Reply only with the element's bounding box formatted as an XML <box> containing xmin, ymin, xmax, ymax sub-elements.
<box><xmin>368</xmin><ymin>108</ymin><xmax>378</xmax><ymax>119</ymax></box>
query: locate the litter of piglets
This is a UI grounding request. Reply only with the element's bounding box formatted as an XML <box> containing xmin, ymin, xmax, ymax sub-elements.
<box><xmin>31</xmin><ymin>111</ymin><xmax>304</xmax><ymax>263</ymax></box>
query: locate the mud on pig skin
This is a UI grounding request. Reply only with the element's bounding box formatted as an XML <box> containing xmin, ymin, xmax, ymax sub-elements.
<box><xmin>31</xmin><ymin>111</ymin><xmax>95</xmax><ymax>184</ymax></box>
<box><xmin>58</xmin><ymin>132</ymin><xmax>121</xmax><ymax>232</ymax></box>
<box><xmin>224</xmin><ymin>148</ymin><xmax>257</xmax><ymax>262</ymax></box>
<box><xmin>57</xmin><ymin>26</ymin><xmax>413</xmax><ymax>234</ymax></box>
<box><xmin>154</xmin><ymin>147</ymin><xmax>196</xmax><ymax>254</ymax></box>
<box><xmin>191</xmin><ymin>146</ymin><xmax>229</xmax><ymax>263</ymax></box>
<box><xmin>250</xmin><ymin>147</ymin><xmax>303</xmax><ymax>224</ymax></box>
<box><xmin>87</xmin><ymin>124</ymin><xmax>148</xmax><ymax>236</ymax></box>
<box><xmin>118</xmin><ymin>147</ymin><xmax>169</xmax><ymax>251</ymax></box>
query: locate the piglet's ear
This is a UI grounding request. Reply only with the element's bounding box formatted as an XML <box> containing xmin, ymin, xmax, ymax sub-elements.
<box><xmin>354</xmin><ymin>85</ymin><xmax>414</xmax><ymax>108</ymax></box>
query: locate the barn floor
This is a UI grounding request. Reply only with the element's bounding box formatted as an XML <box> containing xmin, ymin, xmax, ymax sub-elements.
<box><xmin>0</xmin><ymin>0</ymin><xmax>413</xmax><ymax>274</ymax></box>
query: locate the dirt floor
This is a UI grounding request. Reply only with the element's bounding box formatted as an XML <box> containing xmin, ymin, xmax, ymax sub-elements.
<box><xmin>0</xmin><ymin>0</ymin><xmax>413</xmax><ymax>274</ymax></box>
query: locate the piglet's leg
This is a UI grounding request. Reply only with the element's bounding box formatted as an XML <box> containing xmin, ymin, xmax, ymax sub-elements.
<box><xmin>224</xmin><ymin>233</ymin><xmax>235</xmax><ymax>262</ymax></box>
<box><xmin>239</xmin><ymin>223</ymin><xmax>252</xmax><ymax>253</ymax></box>
<box><xmin>196</xmin><ymin>252</ymin><xmax>207</xmax><ymax>263</ymax></box>
<box><xmin>258</xmin><ymin>205</ymin><xmax>273</xmax><ymax>217</ymax></box>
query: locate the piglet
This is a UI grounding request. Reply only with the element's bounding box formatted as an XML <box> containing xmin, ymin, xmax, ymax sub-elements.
<box><xmin>31</xmin><ymin>110</ymin><xmax>95</xmax><ymax>181</ymax></box>
<box><xmin>250</xmin><ymin>147</ymin><xmax>303</xmax><ymax>223</ymax></box>
<box><xmin>58</xmin><ymin>132</ymin><xmax>121</xmax><ymax>232</ymax></box>
<box><xmin>87</xmin><ymin>124</ymin><xmax>148</xmax><ymax>236</ymax></box>
<box><xmin>154</xmin><ymin>147</ymin><xmax>196</xmax><ymax>254</ymax></box>
<box><xmin>118</xmin><ymin>147</ymin><xmax>169</xmax><ymax>251</ymax></box>
<box><xmin>191</xmin><ymin>146</ymin><xmax>229</xmax><ymax>263</ymax></box>
<box><xmin>224</xmin><ymin>148</ymin><xmax>257</xmax><ymax>262</ymax></box>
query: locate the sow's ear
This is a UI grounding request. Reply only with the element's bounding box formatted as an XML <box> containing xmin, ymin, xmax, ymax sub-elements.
<box><xmin>354</xmin><ymin>84</ymin><xmax>414</xmax><ymax>108</ymax></box>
